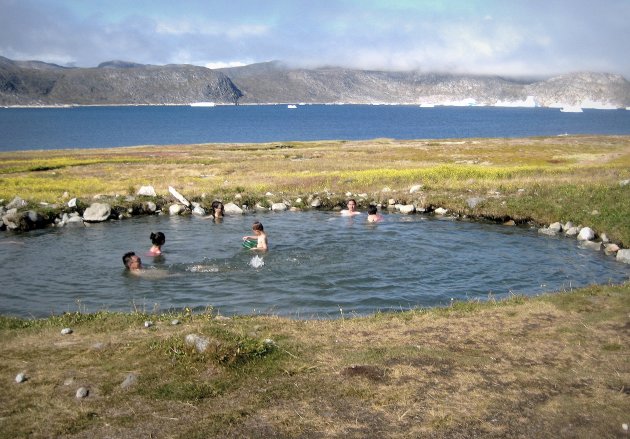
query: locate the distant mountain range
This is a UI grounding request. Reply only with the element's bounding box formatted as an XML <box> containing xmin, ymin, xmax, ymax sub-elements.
<box><xmin>1</xmin><ymin>56</ymin><xmax>629</xmax><ymax>109</ymax></box>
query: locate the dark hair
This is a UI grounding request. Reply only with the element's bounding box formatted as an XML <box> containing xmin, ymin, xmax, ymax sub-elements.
<box><xmin>211</xmin><ymin>200</ymin><xmax>224</xmax><ymax>217</ymax></box>
<box><xmin>347</xmin><ymin>198</ymin><xmax>357</xmax><ymax>206</ymax></box>
<box><xmin>150</xmin><ymin>232</ymin><xmax>165</xmax><ymax>245</ymax></box>
<box><xmin>252</xmin><ymin>221</ymin><xmax>264</xmax><ymax>231</ymax></box>
<box><xmin>368</xmin><ymin>205</ymin><xmax>378</xmax><ymax>215</ymax></box>
<box><xmin>123</xmin><ymin>251</ymin><xmax>136</xmax><ymax>268</ymax></box>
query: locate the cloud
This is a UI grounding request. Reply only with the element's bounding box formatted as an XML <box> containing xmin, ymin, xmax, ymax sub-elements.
<box><xmin>0</xmin><ymin>0</ymin><xmax>629</xmax><ymax>77</ymax></box>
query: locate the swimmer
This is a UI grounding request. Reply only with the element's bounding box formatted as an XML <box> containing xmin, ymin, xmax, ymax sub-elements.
<box><xmin>367</xmin><ymin>205</ymin><xmax>383</xmax><ymax>222</ymax></box>
<box><xmin>211</xmin><ymin>200</ymin><xmax>225</xmax><ymax>219</ymax></box>
<box><xmin>123</xmin><ymin>251</ymin><xmax>142</xmax><ymax>272</ymax></box>
<box><xmin>340</xmin><ymin>198</ymin><xmax>361</xmax><ymax>216</ymax></box>
<box><xmin>242</xmin><ymin>221</ymin><xmax>268</xmax><ymax>251</ymax></box>
<box><xmin>149</xmin><ymin>232</ymin><xmax>165</xmax><ymax>256</ymax></box>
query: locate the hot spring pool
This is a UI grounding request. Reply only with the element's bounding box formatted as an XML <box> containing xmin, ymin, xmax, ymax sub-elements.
<box><xmin>0</xmin><ymin>211</ymin><xmax>627</xmax><ymax>318</ymax></box>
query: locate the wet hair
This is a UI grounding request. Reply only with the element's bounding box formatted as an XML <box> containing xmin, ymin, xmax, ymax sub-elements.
<box><xmin>150</xmin><ymin>232</ymin><xmax>165</xmax><ymax>246</ymax></box>
<box><xmin>252</xmin><ymin>221</ymin><xmax>264</xmax><ymax>232</ymax></box>
<box><xmin>123</xmin><ymin>251</ymin><xmax>136</xmax><ymax>268</ymax></box>
<box><xmin>211</xmin><ymin>200</ymin><xmax>224</xmax><ymax>217</ymax></box>
<box><xmin>368</xmin><ymin>205</ymin><xmax>378</xmax><ymax>215</ymax></box>
<box><xmin>347</xmin><ymin>199</ymin><xmax>357</xmax><ymax>207</ymax></box>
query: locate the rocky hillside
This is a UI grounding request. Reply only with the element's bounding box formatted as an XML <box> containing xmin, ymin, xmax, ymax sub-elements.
<box><xmin>221</xmin><ymin>62</ymin><xmax>630</xmax><ymax>108</ymax></box>
<box><xmin>1</xmin><ymin>56</ymin><xmax>629</xmax><ymax>108</ymax></box>
<box><xmin>0</xmin><ymin>56</ymin><xmax>242</xmax><ymax>105</ymax></box>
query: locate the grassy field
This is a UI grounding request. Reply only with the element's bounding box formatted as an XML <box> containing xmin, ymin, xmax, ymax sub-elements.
<box><xmin>1</xmin><ymin>135</ymin><xmax>629</xmax><ymax>437</ymax></box>
<box><xmin>1</xmin><ymin>135</ymin><xmax>629</xmax><ymax>244</ymax></box>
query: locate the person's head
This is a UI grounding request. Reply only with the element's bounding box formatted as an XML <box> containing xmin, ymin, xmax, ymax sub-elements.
<box><xmin>368</xmin><ymin>205</ymin><xmax>378</xmax><ymax>215</ymax></box>
<box><xmin>252</xmin><ymin>221</ymin><xmax>264</xmax><ymax>233</ymax></box>
<box><xmin>211</xmin><ymin>200</ymin><xmax>224</xmax><ymax>218</ymax></box>
<box><xmin>347</xmin><ymin>199</ymin><xmax>357</xmax><ymax>211</ymax></box>
<box><xmin>123</xmin><ymin>251</ymin><xmax>142</xmax><ymax>270</ymax></box>
<box><xmin>150</xmin><ymin>232</ymin><xmax>165</xmax><ymax>246</ymax></box>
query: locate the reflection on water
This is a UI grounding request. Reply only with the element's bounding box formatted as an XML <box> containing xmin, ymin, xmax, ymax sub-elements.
<box><xmin>0</xmin><ymin>211</ymin><xmax>627</xmax><ymax>318</ymax></box>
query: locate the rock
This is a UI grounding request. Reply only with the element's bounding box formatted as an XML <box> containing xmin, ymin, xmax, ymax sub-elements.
<box><xmin>192</xmin><ymin>205</ymin><xmax>206</xmax><ymax>216</ymax></box>
<box><xmin>254</xmin><ymin>203</ymin><xmax>269</xmax><ymax>212</ymax></box>
<box><xmin>599</xmin><ymin>233</ymin><xmax>609</xmax><ymax>243</ymax></box>
<box><xmin>2</xmin><ymin>210</ymin><xmax>46</xmax><ymax>231</ymax></box>
<box><xmin>577</xmin><ymin>227</ymin><xmax>595</xmax><ymax>241</ymax></box>
<box><xmin>538</xmin><ymin>227</ymin><xmax>558</xmax><ymax>236</ymax></box>
<box><xmin>271</xmin><ymin>202</ymin><xmax>288</xmax><ymax>212</ymax></box>
<box><xmin>604</xmin><ymin>243</ymin><xmax>620</xmax><ymax>255</ymax></box>
<box><xmin>144</xmin><ymin>321</ymin><xmax>153</xmax><ymax>328</ymax></box>
<box><xmin>398</xmin><ymin>204</ymin><xmax>416</xmax><ymax>214</ymax></box>
<box><xmin>68</xmin><ymin>198</ymin><xmax>77</xmax><ymax>208</ymax></box>
<box><xmin>144</xmin><ymin>201</ymin><xmax>157</xmax><ymax>213</ymax></box>
<box><xmin>137</xmin><ymin>185</ymin><xmax>157</xmax><ymax>197</ymax></box>
<box><xmin>616</xmin><ymin>249</ymin><xmax>630</xmax><ymax>264</ymax></box>
<box><xmin>466</xmin><ymin>197</ymin><xmax>484</xmax><ymax>209</ymax></box>
<box><xmin>168</xmin><ymin>186</ymin><xmax>191</xmax><ymax>207</ymax></box>
<box><xmin>409</xmin><ymin>184</ymin><xmax>423</xmax><ymax>193</ymax></box>
<box><xmin>61</xmin><ymin>328</ymin><xmax>73</xmax><ymax>335</ymax></box>
<box><xmin>310</xmin><ymin>198</ymin><xmax>322</xmax><ymax>208</ymax></box>
<box><xmin>6</xmin><ymin>196</ymin><xmax>27</xmax><ymax>209</ymax></box>
<box><xmin>184</xmin><ymin>334</ymin><xmax>219</xmax><ymax>353</ymax></box>
<box><xmin>169</xmin><ymin>204</ymin><xmax>185</xmax><ymax>215</ymax></box>
<box><xmin>548</xmin><ymin>222</ymin><xmax>563</xmax><ymax>233</ymax></box>
<box><xmin>564</xmin><ymin>221</ymin><xmax>574</xmax><ymax>230</ymax></box>
<box><xmin>565</xmin><ymin>226</ymin><xmax>579</xmax><ymax>237</ymax></box>
<box><xmin>345</xmin><ymin>192</ymin><xmax>352</xmax><ymax>197</ymax></box>
<box><xmin>434</xmin><ymin>207</ymin><xmax>448</xmax><ymax>215</ymax></box>
<box><xmin>76</xmin><ymin>387</ymin><xmax>89</xmax><ymax>398</ymax></box>
<box><xmin>388</xmin><ymin>199</ymin><xmax>396</xmax><ymax>206</ymax></box>
<box><xmin>619</xmin><ymin>179</ymin><xmax>630</xmax><ymax>187</ymax></box>
<box><xmin>120</xmin><ymin>373</ymin><xmax>138</xmax><ymax>389</ymax></box>
<box><xmin>579</xmin><ymin>241</ymin><xmax>602</xmax><ymax>251</ymax></box>
<box><xmin>83</xmin><ymin>203</ymin><xmax>111</xmax><ymax>222</ymax></box>
<box><xmin>171</xmin><ymin>319</ymin><xmax>180</xmax><ymax>325</ymax></box>
<box><xmin>503</xmin><ymin>220</ymin><xmax>516</xmax><ymax>226</ymax></box>
<box><xmin>223</xmin><ymin>202</ymin><xmax>243</xmax><ymax>215</ymax></box>
<box><xmin>15</xmin><ymin>372</ymin><xmax>27</xmax><ymax>383</ymax></box>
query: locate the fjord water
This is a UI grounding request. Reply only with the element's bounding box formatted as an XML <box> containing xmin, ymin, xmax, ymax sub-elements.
<box><xmin>1</xmin><ymin>105</ymin><xmax>630</xmax><ymax>151</ymax></box>
<box><xmin>0</xmin><ymin>212</ymin><xmax>627</xmax><ymax>318</ymax></box>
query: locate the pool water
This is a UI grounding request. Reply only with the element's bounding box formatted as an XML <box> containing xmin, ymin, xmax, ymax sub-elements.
<box><xmin>0</xmin><ymin>211</ymin><xmax>627</xmax><ymax>318</ymax></box>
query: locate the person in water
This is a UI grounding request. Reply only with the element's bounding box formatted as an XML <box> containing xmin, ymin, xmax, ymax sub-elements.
<box><xmin>204</xmin><ymin>200</ymin><xmax>225</xmax><ymax>221</ymax></box>
<box><xmin>211</xmin><ymin>200</ymin><xmax>224</xmax><ymax>219</ymax></box>
<box><xmin>242</xmin><ymin>221</ymin><xmax>268</xmax><ymax>251</ymax></box>
<box><xmin>149</xmin><ymin>232</ymin><xmax>165</xmax><ymax>255</ymax></box>
<box><xmin>367</xmin><ymin>205</ymin><xmax>383</xmax><ymax>222</ymax></box>
<box><xmin>123</xmin><ymin>251</ymin><xmax>142</xmax><ymax>271</ymax></box>
<box><xmin>340</xmin><ymin>198</ymin><xmax>361</xmax><ymax>216</ymax></box>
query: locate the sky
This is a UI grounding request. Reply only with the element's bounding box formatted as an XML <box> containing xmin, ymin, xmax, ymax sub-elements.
<box><xmin>1</xmin><ymin>0</ymin><xmax>629</xmax><ymax>78</ymax></box>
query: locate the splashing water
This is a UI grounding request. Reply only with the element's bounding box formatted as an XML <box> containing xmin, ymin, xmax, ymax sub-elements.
<box><xmin>250</xmin><ymin>255</ymin><xmax>265</xmax><ymax>268</ymax></box>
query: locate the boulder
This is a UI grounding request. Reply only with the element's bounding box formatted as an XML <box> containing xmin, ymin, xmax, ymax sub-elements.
<box><xmin>2</xmin><ymin>210</ymin><xmax>46</xmax><ymax>231</ymax></box>
<box><xmin>538</xmin><ymin>227</ymin><xmax>558</xmax><ymax>236</ymax></box>
<box><xmin>548</xmin><ymin>222</ymin><xmax>563</xmax><ymax>233</ymax></box>
<box><xmin>398</xmin><ymin>204</ymin><xmax>416</xmax><ymax>214</ymax></box>
<box><xmin>271</xmin><ymin>202</ymin><xmax>288</xmax><ymax>212</ymax></box>
<box><xmin>565</xmin><ymin>226</ymin><xmax>579</xmax><ymax>237</ymax></box>
<box><xmin>579</xmin><ymin>241</ymin><xmax>602</xmax><ymax>251</ymax></box>
<box><xmin>224</xmin><ymin>202</ymin><xmax>244</xmax><ymax>215</ymax></box>
<box><xmin>616</xmin><ymin>249</ymin><xmax>630</xmax><ymax>264</ymax></box>
<box><xmin>577</xmin><ymin>227</ymin><xmax>595</xmax><ymax>241</ymax></box>
<box><xmin>310</xmin><ymin>198</ymin><xmax>322</xmax><ymax>208</ymax></box>
<box><xmin>169</xmin><ymin>204</ymin><xmax>185</xmax><ymax>215</ymax></box>
<box><xmin>144</xmin><ymin>201</ymin><xmax>157</xmax><ymax>213</ymax></box>
<box><xmin>409</xmin><ymin>184</ymin><xmax>423</xmax><ymax>193</ymax></box>
<box><xmin>192</xmin><ymin>204</ymin><xmax>206</xmax><ymax>216</ymax></box>
<box><xmin>67</xmin><ymin>198</ymin><xmax>77</xmax><ymax>208</ymax></box>
<box><xmin>6</xmin><ymin>196</ymin><xmax>27</xmax><ymax>210</ymax></box>
<box><xmin>83</xmin><ymin>203</ymin><xmax>111</xmax><ymax>222</ymax></box>
<box><xmin>604</xmin><ymin>243</ymin><xmax>620</xmax><ymax>255</ymax></box>
<box><xmin>137</xmin><ymin>185</ymin><xmax>157</xmax><ymax>197</ymax></box>
<box><xmin>434</xmin><ymin>207</ymin><xmax>448</xmax><ymax>215</ymax></box>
